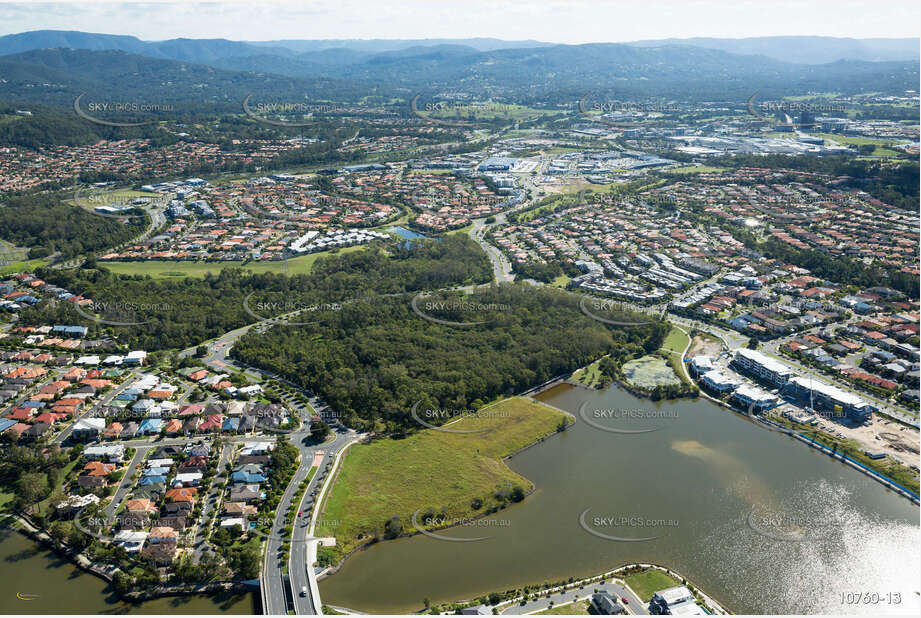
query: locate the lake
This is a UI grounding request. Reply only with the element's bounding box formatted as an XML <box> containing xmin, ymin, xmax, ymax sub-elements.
<box><xmin>319</xmin><ymin>383</ymin><xmax>920</xmax><ymax>614</ymax></box>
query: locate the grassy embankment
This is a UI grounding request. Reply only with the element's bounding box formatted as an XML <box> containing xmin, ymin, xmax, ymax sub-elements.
<box><xmin>624</xmin><ymin>569</ymin><xmax>681</xmax><ymax>602</ymax></box>
<box><xmin>315</xmin><ymin>396</ymin><xmax>568</xmax><ymax>559</ymax></box>
<box><xmin>571</xmin><ymin>357</ymin><xmax>606</xmax><ymax>388</ymax></box>
<box><xmin>537</xmin><ymin>600</ymin><xmax>590</xmax><ymax>614</ymax></box>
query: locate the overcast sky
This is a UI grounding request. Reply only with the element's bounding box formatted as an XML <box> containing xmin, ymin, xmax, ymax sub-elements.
<box><xmin>1</xmin><ymin>0</ymin><xmax>919</xmax><ymax>42</ymax></box>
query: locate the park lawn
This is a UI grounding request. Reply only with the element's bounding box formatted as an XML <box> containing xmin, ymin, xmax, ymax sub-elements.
<box><xmin>537</xmin><ymin>600</ymin><xmax>590</xmax><ymax>614</ymax></box>
<box><xmin>0</xmin><ymin>489</ymin><xmax>14</xmax><ymax>510</ymax></box>
<box><xmin>316</xmin><ymin>396</ymin><xmax>568</xmax><ymax>557</ymax></box>
<box><xmin>625</xmin><ymin>569</ymin><xmax>681</xmax><ymax>602</ymax></box>
<box><xmin>571</xmin><ymin>356</ymin><xmax>606</xmax><ymax>388</ymax></box>
<box><xmin>551</xmin><ymin>274</ymin><xmax>571</xmax><ymax>288</ymax></box>
<box><xmin>101</xmin><ymin>246</ymin><xmax>365</xmax><ymax>279</ymax></box>
<box><xmin>660</xmin><ymin>327</ymin><xmax>690</xmax><ymax>356</ymax></box>
<box><xmin>0</xmin><ymin>258</ymin><xmax>49</xmax><ymax>276</ymax></box>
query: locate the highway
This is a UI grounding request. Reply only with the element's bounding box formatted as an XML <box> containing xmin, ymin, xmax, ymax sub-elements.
<box><xmin>290</xmin><ymin>426</ymin><xmax>356</xmax><ymax>614</ymax></box>
<box><xmin>261</xmin><ymin>424</ymin><xmax>356</xmax><ymax>615</ymax></box>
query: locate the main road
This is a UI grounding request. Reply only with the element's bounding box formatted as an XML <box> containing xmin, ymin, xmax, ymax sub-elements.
<box><xmin>261</xmin><ymin>423</ymin><xmax>356</xmax><ymax>615</ymax></box>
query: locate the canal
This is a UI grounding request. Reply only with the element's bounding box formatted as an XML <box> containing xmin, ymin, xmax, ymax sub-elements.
<box><xmin>0</xmin><ymin>525</ymin><xmax>256</xmax><ymax>614</ymax></box>
<box><xmin>319</xmin><ymin>383</ymin><xmax>920</xmax><ymax>614</ymax></box>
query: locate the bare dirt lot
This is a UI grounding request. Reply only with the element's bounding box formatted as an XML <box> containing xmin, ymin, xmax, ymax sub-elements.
<box><xmin>687</xmin><ymin>334</ymin><xmax>723</xmax><ymax>359</ymax></box>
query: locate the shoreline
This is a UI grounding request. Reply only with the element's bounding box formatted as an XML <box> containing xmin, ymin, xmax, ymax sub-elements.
<box><xmin>330</xmin><ymin>562</ymin><xmax>731</xmax><ymax>615</ymax></box>
<box><xmin>694</xmin><ymin>382</ymin><xmax>920</xmax><ymax>505</ymax></box>
<box><xmin>1</xmin><ymin>514</ymin><xmax>253</xmax><ymax>606</ymax></box>
<box><xmin>318</xmin><ymin>396</ymin><xmax>574</xmax><ymax>580</ymax></box>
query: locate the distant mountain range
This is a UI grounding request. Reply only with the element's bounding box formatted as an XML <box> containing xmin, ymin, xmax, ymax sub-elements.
<box><xmin>0</xmin><ymin>31</ymin><xmax>916</xmax><ymax>110</ymax></box>
<box><xmin>625</xmin><ymin>36</ymin><xmax>919</xmax><ymax>64</ymax></box>
<box><xmin>1</xmin><ymin>30</ymin><xmax>917</xmax><ymax>65</ymax></box>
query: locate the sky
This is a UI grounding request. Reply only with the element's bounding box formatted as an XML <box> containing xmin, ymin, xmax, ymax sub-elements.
<box><xmin>0</xmin><ymin>0</ymin><xmax>919</xmax><ymax>43</ymax></box>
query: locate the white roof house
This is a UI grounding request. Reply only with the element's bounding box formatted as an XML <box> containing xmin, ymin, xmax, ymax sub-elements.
<box><xmin>125</xmin><ymin>350</ymin><xmax>148</xmax><ymax>365</ymax></box>
<box><xmin>84</xmin><ymin>444</ymin><xmax>125</xmax><ymax>462</ymax></box>
<box><xmin>668</xmin><ymin>600</ymin><xmax>707</xmax><ymax>615</ymax></box>
<box><xmin>241</xmin><ymin>441</ymin><xmax>274</xmax><ymax>456</ymax></box>
<box><xmin>114</xmin><ymin>530</ymin><xmax>148</xmax><ymax>553</ymax></box>
<box><xmin>72</xmin><ymin>418</ymin><xmax>106</xmax><ymax>434</ymax></box>
<box><xmin>174</xmin><ymin>472</ymin><xmax>203</xmax><ymax>486</ymax></box>
<box><xmin>653</xmin><ymin>585</ymin><xmax>695</xmax><ymax>607</ymax></box>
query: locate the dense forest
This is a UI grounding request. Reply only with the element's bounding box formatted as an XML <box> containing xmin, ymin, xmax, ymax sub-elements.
<box><xmin>231</xmin><ymin>284</ymin><xmax>669</xmax><ymax>431</ymax></box>
<box><xmin>18</xmin><ymin>235</ymin><xmax>492</xmax><ymax>349</ymax></box>
<box><xmin>0</xmin><ymin>193</ymin><xmax>148</xmax><ymax>259</ymax></box>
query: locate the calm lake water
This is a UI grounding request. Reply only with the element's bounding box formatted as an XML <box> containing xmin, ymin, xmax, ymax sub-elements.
<box><xmin>0</xmin><ymin>525</ymin><xmax>256</xmax><ymax>615</ymax></box>
<box><xmin>387</xmin><ymin>226</ymin><xmax>426</xmax><ymax>239</ymax></box>
<box><xmin>319</xmin><ymin>383</ymin><xmax>920</xmax><ymax>614</ymax></box>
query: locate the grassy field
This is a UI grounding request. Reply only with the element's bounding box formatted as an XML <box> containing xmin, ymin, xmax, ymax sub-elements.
<box><xmin>571</xmin><ymin>356</ymin><xmax>606</xmax><ymax>389</ymax></box>
<box><xmin>537</xmin><ymin>600</ymin><xmax>591</xmax><ymax>614</ymax></box>
<box><xmin>551</xmin><ymin>274</ymin><xmax>571</xmax><ymax>289</ymax></box>
<box><xmin>660</xmin><ymin>327</ymin><xmax>690</xmax><ymax>356</ymax></box>
<box><xmin>66</xmin><ymin>188</ymin><xmax>153</xmax><ymax>213</ymax></box>
<box><xmin>0</xmin><ymin>257</ymin><xmax>49</xmax><ymax>276</ymax></box>
<box><xmin>0</xmin><ymin>241</ymin><xmax>48</xmax><ymax>275</ymax></box>
<box><xmin>101</xmin><ymin>246</ymin><xmax>366</xmax><ymax>279</ymax></box>
<box><xmin>316</xmin><ymin>396</ymin><xmax>568</xmax><ymax>557</ymax></box>
<box><xmin>0</xmin><ymin>489</ymin><xmax>14</xmax><ymax>511</ymax></box>
<box><xmin>624</xmin><ymin>569</ymin><xmax>681</xmax><ymax>602</ymax></box>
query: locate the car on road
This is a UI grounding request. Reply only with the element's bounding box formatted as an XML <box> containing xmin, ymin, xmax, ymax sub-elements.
<box><xmin>621</xmin><ymin>597</ymin><xmax>629</xmax><ymax>604</ymax></box>
<box><xmin>300</xmin><ymin>586</ymin><xmax>308</xmax><ymax>597</ymax></box>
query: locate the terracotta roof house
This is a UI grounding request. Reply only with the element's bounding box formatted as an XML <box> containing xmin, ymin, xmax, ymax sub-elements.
<box><xmin>165</xmin><ymin>487</ymin><xmax>197</xmax><ymax>503</ymax></box>
<box><xmin>164</xmin><ymin>419</ymin><xmax>183</xmax><ymax>435</ymax></box>
<box><xmin>83</xmin><ymin>461</ymin><xmax>116</xmax><ymax>477</ymax></box>
<box><xmin>125</xmin><ymin>498</ymin><xmax>158</xmax><ymax>514</ymax></box>
<box><xmin>149</xmin><ymin>526</ymin><xmax>179</xmax><ymax>544</ymax></box>
<box><xmin>104</xmin><ymin>422</ymin><xmax>124</xmax><ymax>439</ymax></box>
